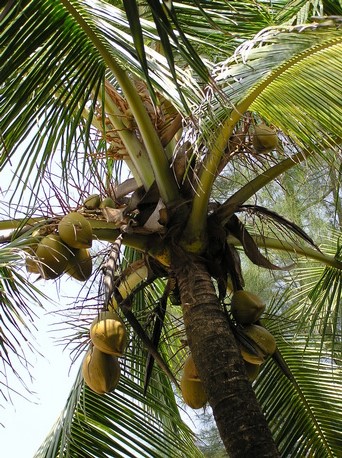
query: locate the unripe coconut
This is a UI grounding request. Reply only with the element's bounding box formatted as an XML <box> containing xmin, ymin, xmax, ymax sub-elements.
<box><xmin>231</xmin><ymin>290</ymin><xmax>265</xmax><ymax>325</ymax></box>
<box><xmin>83</xmin><ymin>194</ymin><xmax>101</xmax><ymax>210</ymax></box>
<box><xmin>82</xmin><ymin>347</ymin><xmax>121</xmax><ymax>394</ymax></box>
<box><xmin>239</xmin><ymin>324</ymin><xmax>276</xmax><ymax>364</ymax></box>
<box><xmin>65</xmin><ymin>248</ymin><xmax>92</xmax><ymax>281</ymax></box>
<box><xmin>25</xmin><ymin>237</ymin><xmax>43</xmax><ymax>274</ymax></box>
<box><xmin>181</xmin><ymin>354</ymin><xmax>207</xmax><ymax>409</ymax></box>
<box><xmin>58</xmin><ymin>212</ymin><xmax>92</xmax><ymax>249</ymax></box>
<box><xmin>90</xmin><ymin>311</ymin><xmax>127</xmax><ymax>356</ymax></box>
<box><xmin>99</xmin><ymin>197</ymin><xmax>116</xmax><ymax>209</ymax></box>
<box><xmin>244</xmin><ymin>361</ymin><xmax>260</xmax><ymax>382</ymax></box>
<box><xmin>252</xmin><ymin>124</ymin><xmax>278</xmax><ymax>153</ymax></box>
<box><xmin>35</xmin><ymin>234</ymin><xmax>71</xmax><ymax>279</ymax></box>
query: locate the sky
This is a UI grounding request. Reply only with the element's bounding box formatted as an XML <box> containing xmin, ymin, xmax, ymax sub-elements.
<box><xmin>0</xmin><ymin>289</ymin><xmax>80</xmax><ymax>457</ymax></box>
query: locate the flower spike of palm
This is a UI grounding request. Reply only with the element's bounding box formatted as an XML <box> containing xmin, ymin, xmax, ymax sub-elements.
<box><xmin>0</xmin><ymin>1</ymin><xmax>342</xmax><ymax>457</ymax></box>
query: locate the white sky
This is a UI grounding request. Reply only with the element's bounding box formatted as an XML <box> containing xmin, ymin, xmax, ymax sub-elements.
<box><xmin>0</xmin><ymin>288</ymin><xmax>80</xmax><ymax>457</ymax></box>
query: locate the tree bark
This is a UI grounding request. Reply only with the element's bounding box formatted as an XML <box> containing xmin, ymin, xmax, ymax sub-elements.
<box><xmin>174</xmin><ymin>254</ymin><xmax>279</xmax><ymax>458</ymax></box>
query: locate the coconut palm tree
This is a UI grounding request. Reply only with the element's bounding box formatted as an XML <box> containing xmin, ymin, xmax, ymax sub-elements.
<box><xmin>1</xmin><ymin>1</ymin><xmax>341</xmax><ymax>457</ymax></box>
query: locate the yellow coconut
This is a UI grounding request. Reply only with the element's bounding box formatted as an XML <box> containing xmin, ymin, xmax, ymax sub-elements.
<box><xmin>58</xmin><ymin>212</ymin><xmax>92</xmax><ymax>249</ymax></box>
<box><xmin>240</xmin><ymin>345</ymin><xmax>265</xmax><ymax>365</ymax></box>
<box><xmin>180</xmin><ymin>377</ymin><xmax>208</xmax><ymax>409</ymax></box>
<box><xmin>252</xmin><ymin>124</ymin><xmax>278</xmax><ymax>153</ymax></box>
<box><xmin>180</xmin><ymin>353</ymin><xmax>207</xmax><ymax>409</ymax></box>
<box><xmin>35</xmin><ymin>234</ymin><xmax>71</xmax><ymax>279</ymax></box>
<box><xmin>90</xmin><ymin>311</ymin><xmax>127</xmax><ymax>356</ymax></box>
<box><xmin>65</xmin><ymin>248</ymin><xmax>92</xmax><ymax>281</ymax></box>
<box><xmin>82</xmin><ymin>347</ymin><xmax>121</xmax><ymax>394</ymax></box>
<box><xmin>231</xmin><ymin>290</ymin><xmax>265</xmax><ymax>325</ymax></box>
<box><xmin>239</xmin><ymin>324</ymin><xmax>276</xmax><ymax>364</ymax></box>
<box><xmin>183</xmin><ymin>354</ymin><xmax>200</xmax><ymax>381</ymax></box>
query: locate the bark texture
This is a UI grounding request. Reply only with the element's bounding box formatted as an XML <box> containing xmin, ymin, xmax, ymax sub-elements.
<box><xmin>175</xmin><ymin>254</ymin><xmax>279</xmax><ymax>458</ymax></box>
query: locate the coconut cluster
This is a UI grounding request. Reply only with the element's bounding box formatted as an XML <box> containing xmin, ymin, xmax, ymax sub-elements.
<box><xmin>83</xmin><ymin>194</ymin><xmax>115</xmax><ymax>210</ymax></box>
<box><xmin>230</xmin><ymin>290</ymin><xmax>276</xmax><ymax>382</ymax></box>
<box><xmin>82</xmin><ymin>311</ymin><xmax>127</xmax><ymax>394</ymax></box>
<box><xmin>25</xmin><ymin>212</ymin><xmax>93</xmax><ymax>281</ymax></box>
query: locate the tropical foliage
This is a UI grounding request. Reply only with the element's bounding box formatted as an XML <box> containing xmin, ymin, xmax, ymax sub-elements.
<box><xmin>0</xmin><ymin>0</ymin><xmax>341</xmax><ymax>457</ymax></box>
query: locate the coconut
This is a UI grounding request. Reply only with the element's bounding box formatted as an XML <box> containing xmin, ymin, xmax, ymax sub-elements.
<box><xmin>180</xmin><ymin>377</ymin><xmax>207</xmax><ymax>409</ymax></box>
<box><xmin>183</xmin><ymin>354</ymin><xmax>200</xmax><ymax>381</ymax></box>
<box><xmin>253</xmin><ymin>124</ymin><xmax>278</xmax><ymax>153</ymax></box>
<box><xmin>35</xmin><ymin>234</ymin><xmax>71</xmax><ymax>279</ymax></box>
<box><xmin>90</xmin><ymin>311</ymin><xmax>127</xmax><ymax>356</ymax></box>
<box><xmin>83</xmin><ymin>194</ymin><xmax>101</xmax><ymax>210</ymax></box>
<box><xmin>240</xmin><ymin>345</ymin><xmax>265</xmax><ymax>365</ymax></box>
<box><xmin>180</xmin><ymin>353</ymin><xmax>207</xmax><ymax>409</ymax></box>
<box><xmin>239</xmin><ymin>324</ymin><xmax>276</xmax><ymax>364</ymax></box>
<box><xmin>231</xmin><ymin>290</ymin><xmax>265</xmax><ymax>325</ymax></box>
<box><xmin>23</xmin><ymin>236</ymin><xmax>43</xmax><ymax>274</ymax></box>
<box><xmin>58</xmin><ymin>212</ymin><xmax>92</xmax><ymax>249</ymax></box>
<box><xmin>99</xmin><ymin>197</ymin><xmax>116</xmax><ymax>209</ymax></box>
<box><xmin>82</xmin><ymin>347</ymin><xmax>121</xmax><ymax>394</ymax></box>
<box><xmin>65</xmin><ymin>248</ymin><xmax>92</xmax><ymax>281</ymax></box>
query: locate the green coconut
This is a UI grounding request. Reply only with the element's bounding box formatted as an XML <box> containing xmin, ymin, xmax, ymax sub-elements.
<box><xmin>65</xmin><ymin>248</ymin><xmax>92</xmax><ymax>281</ymax></box>
<box><xmin>253</xmin><ymin>124</ymin><xmax>278</xmax><ymax>153</ymax></box>
<box><xmin>83</xmin><ymin>194</ymin><xmax>101</xmax><ymax>210</ymax></box>
<box><xmin>24</xmin><ymin>236</ymin><xmax>43</xmax><ymax>274</ymax></box>
<box><xmin>35</xmin><ymin>234</ymin><xmax>71</xmax><ymax>279</ymax></box>
<box><xmin>99</xmin><ymin>197</ymin><xmax>116</xmax><ymax>208</ymax></box>
<box><xmin>58</xmin><ymin>212</ymin><xmax>92</xmax><ymax>249</ymax></box>
<box><xmin>82</xmin><ymin>347</ymin><xmax>121</xmax><ymax>394</ymax></box>
<box><xmin>90</xmin><ymin>311</ymin><xmax>127</xmax><ymax>356</ymax></box>
<box><xmin>231</xmin><ymin>290</ymin><xmax>266</xmax><ymax>325</ymax></box>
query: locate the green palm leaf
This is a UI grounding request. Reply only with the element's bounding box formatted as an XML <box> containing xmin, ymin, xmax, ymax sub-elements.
<box><xmin>35</xmin><ymin>365</ymin><xmax>202</xmax><ymax>458</ymax></box>
<box><xmin>0</xmin><ymin>236</ymin><xmax>48</xmax><ymax>401</ymax></box>
<box><xmin>283</xmin><ymin>231</ymin><xmax>342</xmax><ymax>359</ymax></box>
<box><xmin>256</xmin><ymin>297</ymin><xmax>342</xmax><ymax>457</ymax></box>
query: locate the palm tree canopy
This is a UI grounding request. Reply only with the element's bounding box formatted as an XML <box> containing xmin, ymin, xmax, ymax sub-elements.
<box><xmin>0</xmin><ymin>0</ymin><xmax>341</xmax><ymax>456</ymax></box>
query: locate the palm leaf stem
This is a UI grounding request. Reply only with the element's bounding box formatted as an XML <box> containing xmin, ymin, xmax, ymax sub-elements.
<box><xmin>227</xmin><ymin>234</ymin><xmax>342</xmax><ymax>270</ymax></box>
<box><xmin>60</xmin><ymin>0</ymin><xmax>180</xmax><ymax>203</ymax></box>
<box><xmin>102</xmin><ymin>84</ymin><xmax>155</xmax><ymax>189</ymax></box>
<box><xmin>81</xmin><ymin>96</ymin><xmax>144</xmax><ymax>188</ymax></box>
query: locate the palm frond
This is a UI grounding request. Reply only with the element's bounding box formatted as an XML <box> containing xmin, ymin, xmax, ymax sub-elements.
<box><xmin>0</xmin><ymin>0</ymin><xmax>201</xmax><ymax>201</ymax></box>
<box><xmin>0</xmin><ymin>238</ymin><xmax>48</xmax><ymax>402</ymax></box>
<box><xmin>283</xmin><ymin>230</ymin><xmax>342</xmax><ymax>360</ymax></box>
<box><xmin>186</xmin><ymin>17</ymin><xmax>341</xmax><ymax>159</ymax></box>
<box><xmin>275</xmin><ymin>0</ymin><xmax>342</xmax><ymax>25</ymax></box>
<box><xmin>35</xmin><ymin>364</ymin><xmax>202</xmax><ymax>458</ymax></box>
<box><xmin>255</xmin><ymin>296</ymin><xmax>342</xmax><ymax>457</ymax></box>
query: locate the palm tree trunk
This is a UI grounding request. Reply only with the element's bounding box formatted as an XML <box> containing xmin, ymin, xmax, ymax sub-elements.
<box><xmin>175</xmin><ymin>254</ymin><xmax>279</xmax><ymax>458</ymax></box>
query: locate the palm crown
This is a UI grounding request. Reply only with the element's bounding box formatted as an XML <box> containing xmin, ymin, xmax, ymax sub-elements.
<box><xmin>0</xmin><ymin>1</ymin><xmax>341</xmax><ymax>457</ymax></box>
